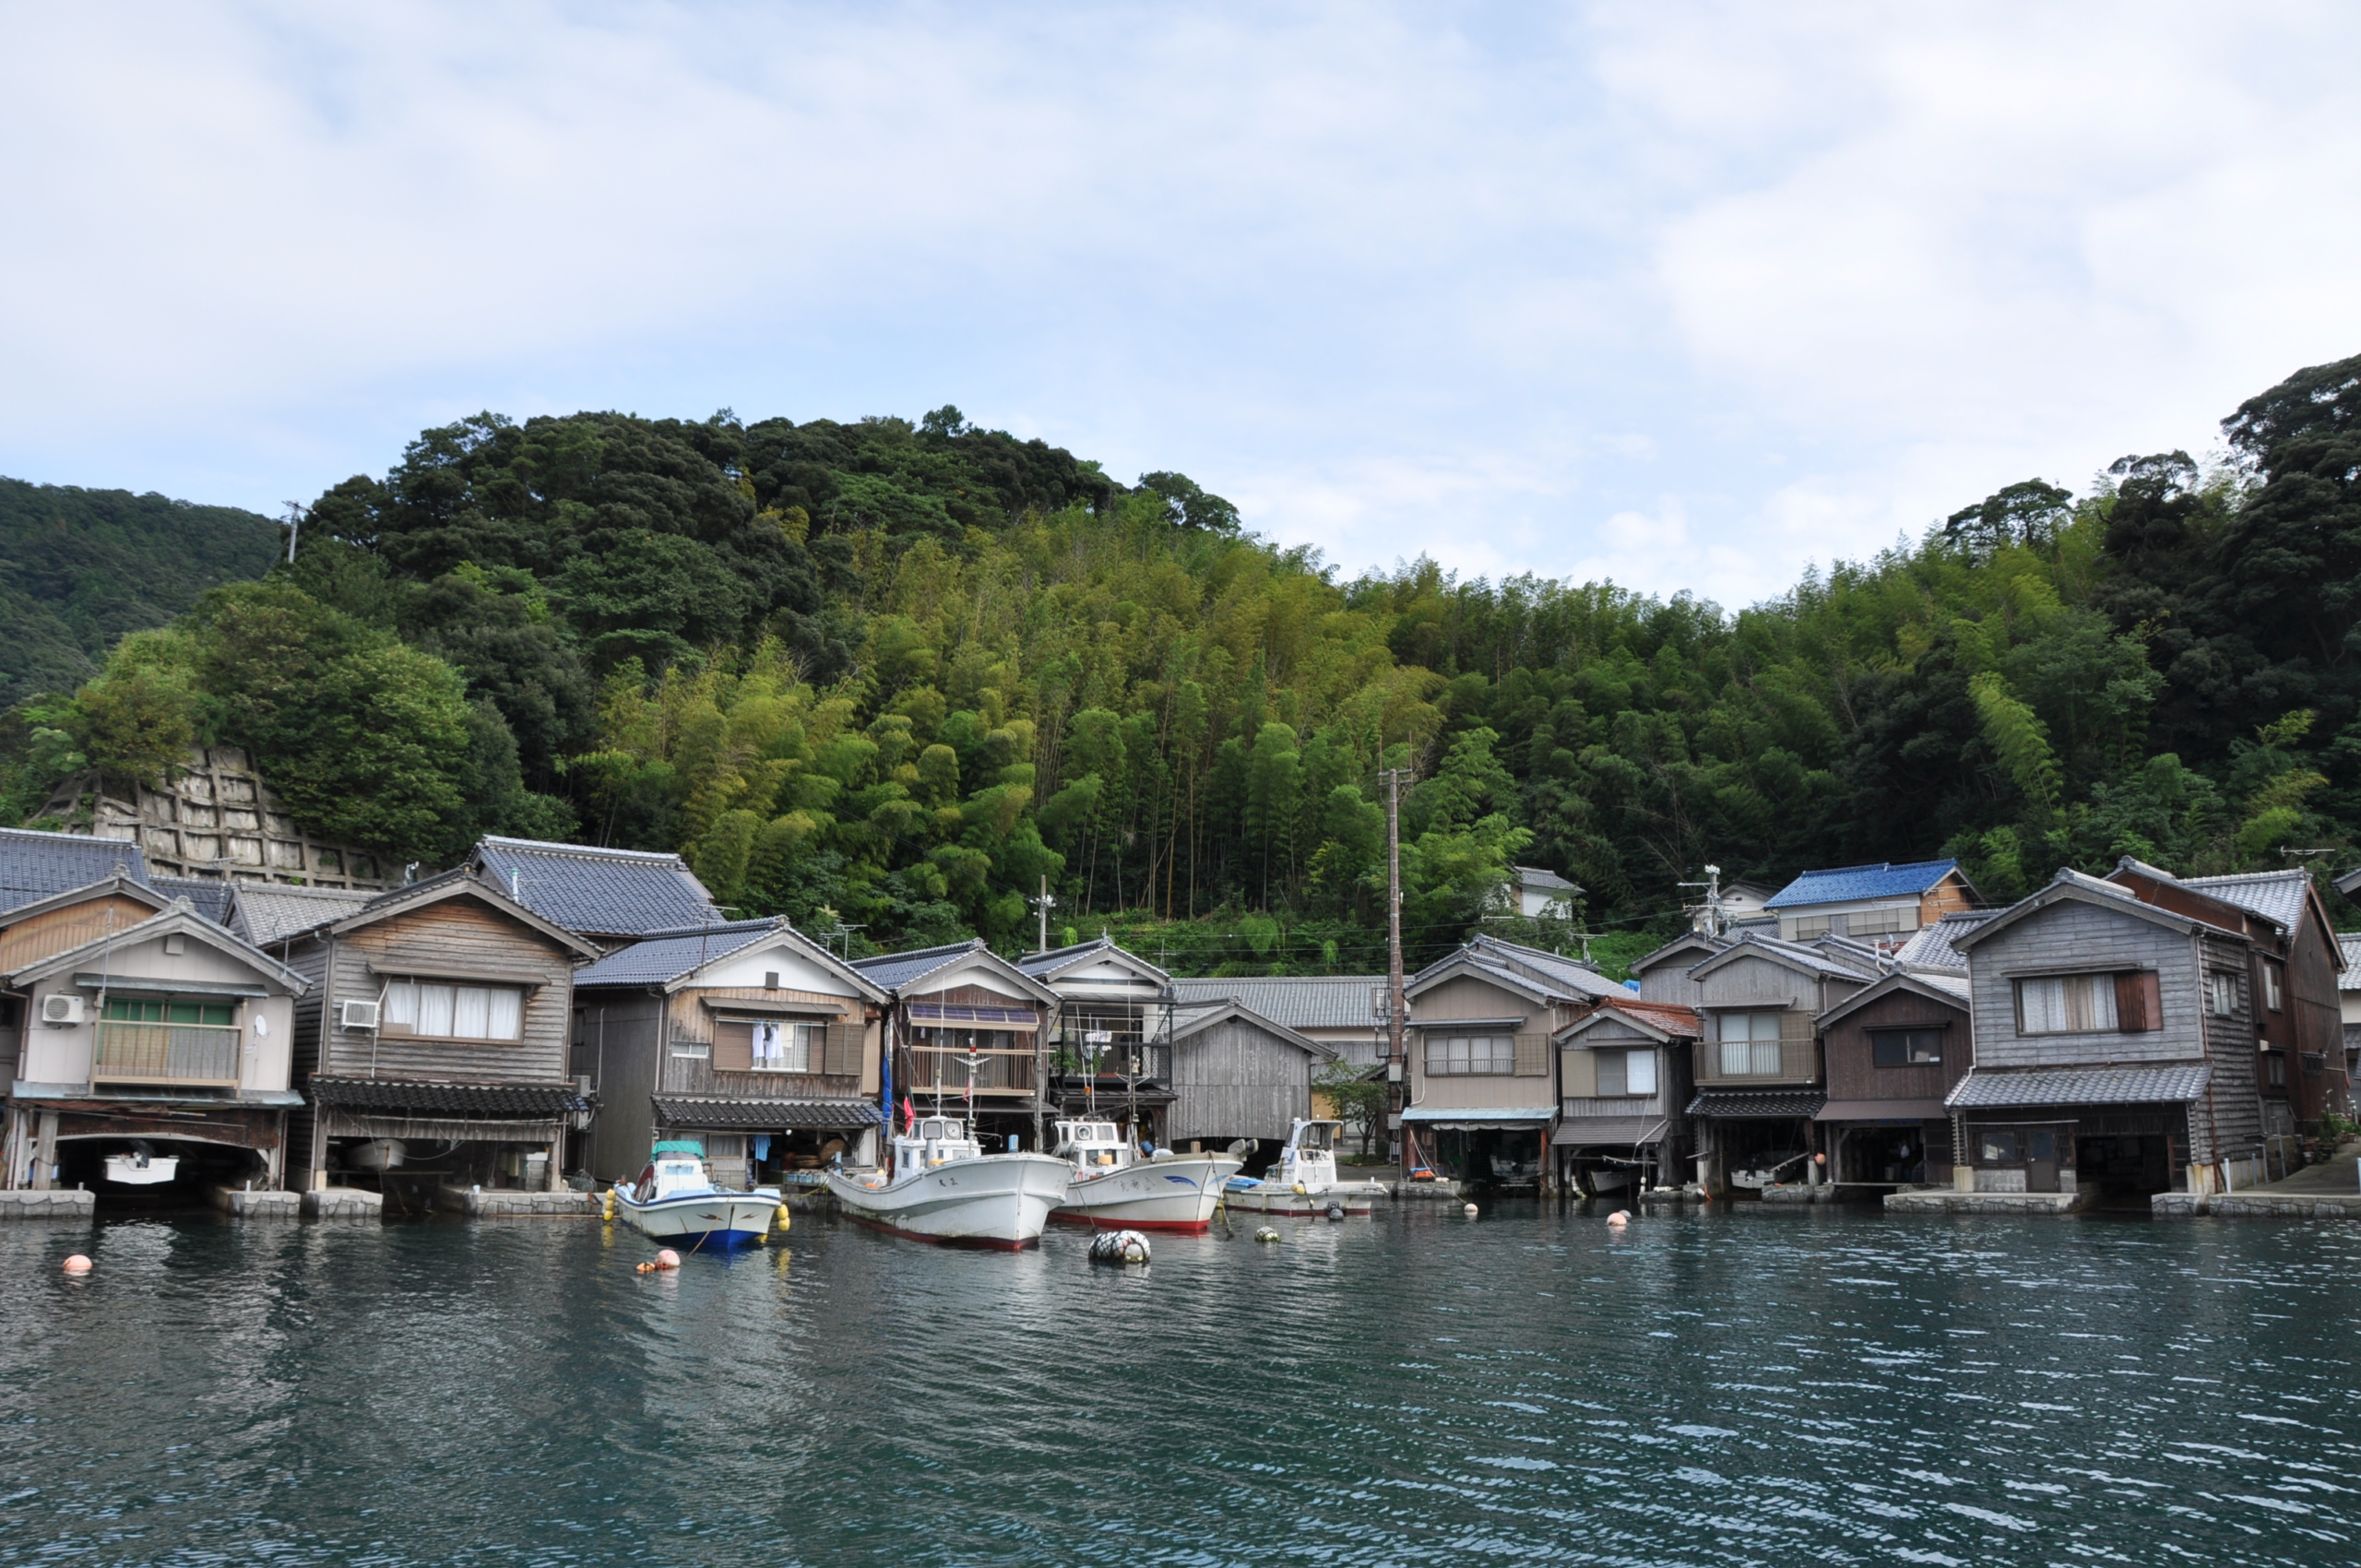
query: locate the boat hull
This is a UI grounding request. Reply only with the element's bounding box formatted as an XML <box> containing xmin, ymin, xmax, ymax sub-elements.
<box><xmin>1223</xmin><ymin>1178</ymin><xmax>1387</xmax><ymax>1217</ymax></box>
<box><xmin>826</xmin><ymin>1152</ymin><xmax>1071</xmax><ymax>1249</ymax></box>
<box><xmin>1052</xmin><ymin>1155</ymin><xmax>1243</xmax><ymax>1232</ymax></box>
<box><xmin>613</xmin><ymin>1190</ymin><xmax>782</xmax><ymax>1249</ymax></box>
<box><xmin>103</xmin><ymin>1155</ymin><xmax>178</xmax><ymax>1186</ymax></box>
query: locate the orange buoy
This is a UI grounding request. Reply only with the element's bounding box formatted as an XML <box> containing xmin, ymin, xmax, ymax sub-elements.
<box><xmin>656</xmin><ymin>1248</ymin><xmax>682</xmax><ymax>1269</ymax></box>
<box><xmin>1607</xmin><ymin>1210</ymin><xmax>1630</xmax><ymax>1229</ymax></box>
<box><xmin>62</xmin><ymin>1254</ymin><xmax>92</xmax><ymax>1274</ymax></box>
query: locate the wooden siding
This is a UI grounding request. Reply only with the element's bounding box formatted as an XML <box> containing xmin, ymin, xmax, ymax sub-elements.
<box><xmin>2193</xmin><ymin>930</ymin><xmax>2260</xmax><ymax>1165</ymax></box>
<box><xmin>659</xmin><ymin>988</ymin><xmax>876</xmax><ymax>1099</ymax></box>
<box><xmin>575</xmin><ymin>990</ymin><xmax>665</xmax><ymax>1183</ymax></box>
<box><xmin>1965</xmin><ymin>899</ymin><xmax>2209</xmax><ymax>1072</ymax></box>
<box><xmin>0</xmin><ymin>895</ymin><xmax>160</xmax><ymax>971</ymax></box>
<box><xmin>1168</xmin><ymin>1016</ymin><xmax>1317</xmax><ymax>1143</ymax></box>
<box><xmin>1823</xmin><ymin>987</ymin><xmax>1969</xmax><ymax>1105</ymax></box>
<box><xmin>282</xmin><ymin>935</ymin><xmax>333</xmax><ymax>1183</ymax></box>
<box><xmin>316</xmin><ymin>897</ymin><xmax>577</xmax><ymax>1085</ymax></box>
<box><xmin>1692</xmin><ymin>955</ymin><xmax>1821</xmax><ymax>1011</ymax></box>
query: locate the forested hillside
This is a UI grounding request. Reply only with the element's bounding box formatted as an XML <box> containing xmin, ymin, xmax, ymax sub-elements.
<box><xmin>0</xmin><ymin>479</ymin><xmax>280</xmax><ymax>710</ymax></box>
<box><xmin>5</xmin><ymin>356</ymin><xmax>2358</xmax><ymax>968</ymax></box>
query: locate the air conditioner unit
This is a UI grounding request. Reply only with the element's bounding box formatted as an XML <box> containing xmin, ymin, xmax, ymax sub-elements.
<box><xmin>40</xmin><ymin>994</ymin><xmax>84</xmax><ymax>1026</ymax></box>
<box><xmin>339</xmin><ymin>999</ymin><xmax>381</xmax><ymax>1030</ymax></box>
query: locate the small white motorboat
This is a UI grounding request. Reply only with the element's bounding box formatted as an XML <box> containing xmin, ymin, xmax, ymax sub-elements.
<box><xmin>825</xmin><ymin>1115</ymin><xmax>1072</xmax><ymax>1249</ymax></box>
<box><xmin>1049</xmin><ymin>1119</ymin><xmax>1242</xmax><ymax>1233</ymax></box>
<box><xmin>609</xmin><ymin>1141</ymin><xmax>784</xmax><ymax>1250</ymax></box>
<box><xmin>1221</xmin><ymin>1119</ymin><xmax>1388</xmax><ymax>1217</ymax></box>
<box><xmin>344</xmin><ymin>1138</ymin><xmax>406</xmax><ymax>1171</ymax></box>
<box><xmin>103</xmin><ymin>1141</ymin><xmax>178</xmax><ymax>1186</ymax></box>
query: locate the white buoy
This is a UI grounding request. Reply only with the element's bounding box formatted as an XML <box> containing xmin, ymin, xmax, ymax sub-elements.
<box><xmin>1607</xmin><ymin>1210</ymin><xmax>1630</xmax><ymax>1229</ymax></box>
<box><xmin>1089</xmin><ymin>1229</ymin><xmax>1152</xmax><ymax>1265</ymax></box>
<box><xmin>1464</xmin><ymin>1203</ymin><xmax>1479</xmax><ymax>1218</ymax></box>
<box><xmin>1254</xmin><ymin>1226</ymin><xmax>1281</xmax><ymax>1243</ymax></box>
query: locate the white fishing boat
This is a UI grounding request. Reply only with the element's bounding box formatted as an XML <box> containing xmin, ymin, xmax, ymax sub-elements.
<box><xmin>1220</xmin><ymin>1119</ymin><xmax>1388</xmax><ymax>1217</ymax></box>
<box><xmin>102</xmin><ymin>1142</ymin><xmax>177</xmax><ymax>1186</ymax></box>
<box><xmin>1049</xmin><ymin>1119</ymin><xmax>1242</xmax><ymax>1233</ymax></box>
<box><xmin>608</xmin><ymin>1141</ymin><xmax>784</xmax><ymax>1250</ymax></box>
<box><xmin>825</xmin><ymin>1115</ymin><xmax>1071</xmax><ymax>1249</ymax></box>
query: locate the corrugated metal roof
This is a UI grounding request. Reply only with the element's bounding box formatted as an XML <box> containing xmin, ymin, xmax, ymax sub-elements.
<box><xmin>1399</xmin><ymin>1106</ymin><xmax>1553</xmax><ymax>1124</ymax></box>
<box><xmin>1169</xmin><ymin>975</ymin><xmax>1381</xmax><ymax>1030</ymax></box>
<box><xmin>1550</xmin><ymin>1116</ymin><xmax>1669</xmax><ymax>1146</ymax></box>
<box><xmin>0</xmin><ymin>828</ymin><xmax>150</xmax><ymax>917</ymax></box>
<box><xmin>470</xmin><ymin>836</ymin><xmax>721</xmax><ymax>939</ymax></box>
<box><xmin>1566</xmin><ymin>998</ymin><xmax>1703</xmax><ymax>1039</ymax></box>
<box><xmin>231</xmin><ymin>885</ymin><xmax>375</xmax><ymax>945</ymax></box>
<box><xmin>1945</xmin><ymin>1063</ymin><xmax>2212</xmax><ymax>1110</ymax></box>
<box><xmin>1762</xmin><ymin>860</ymin><xmax>1963</xmax><ymax>910</ymax></box>
<box><xmin>1892</xmin><ymin>911</ymin><xmax>1991</xmax><ymax>971</ymax></box>
<box><xmin>2178</xmin><ymin>870</ymin><xmax>2311</xmax><ymax>932</ymax></box>
<box><xmin>574</xmin><ymin>920</ymin><xmax>783</xmax><ymax>987</ymax></box>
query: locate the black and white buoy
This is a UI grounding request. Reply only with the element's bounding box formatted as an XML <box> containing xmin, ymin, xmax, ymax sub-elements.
<box><xmin>1088</xmin><ymin>1229</ymin><xmax>1152</xmax><ymax>1265</ymax></box>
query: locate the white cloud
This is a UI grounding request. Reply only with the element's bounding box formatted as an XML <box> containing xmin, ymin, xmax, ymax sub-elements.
<box><xmin>0</xmin><ymin>1</ymin><xmax>2355</xmax><ymax>609</ymax></box>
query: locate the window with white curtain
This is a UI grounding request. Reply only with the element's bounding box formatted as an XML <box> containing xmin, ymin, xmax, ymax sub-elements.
<box><xmin>751</xmin><ymin>1020</ymin><xmax>819</xmax><ymax>1072</ymax></box>
<box><xmin>384</xmin><ymin>980</ymin><xmax>524</xmax><ymax>1040</ymax></box>
<box><xmin>1596</xmin><ymin>1048</ymin><xmax>1658</xmax><ymax>1097</ymax></box>
<box><xmin>1424</xmin><ymin>1035</ymin><xmax>1514</xmax><ymax>1075</ymax></box>
<box><xmin>2016</xmin><ymin>974</ymin><xmax>2118</xmax><ymax>1035</ymax></box>
<box><xmin>1716</xmin><ymin>1011</ymin><xmax>1785</xmax><ymax>1075</ymax></box>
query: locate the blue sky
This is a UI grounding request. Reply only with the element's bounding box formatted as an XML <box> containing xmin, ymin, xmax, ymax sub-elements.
<box><xmin>3</xmin><ymin>2</ymin><xmax>2357</xmax><ymax>606</ymax></box>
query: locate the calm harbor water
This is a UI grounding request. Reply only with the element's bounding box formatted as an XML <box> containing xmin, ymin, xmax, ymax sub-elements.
<box><xmin>2</xmin><ymin>1204</ymin><xmax>2357</xmax><ymax>1566</ymax></box>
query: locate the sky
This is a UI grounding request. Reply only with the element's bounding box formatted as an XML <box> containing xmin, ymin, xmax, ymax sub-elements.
<box><xmin>3</xmin><ymin>1</ymin><xmax>2358</xmax><ymax>608</ymax></box>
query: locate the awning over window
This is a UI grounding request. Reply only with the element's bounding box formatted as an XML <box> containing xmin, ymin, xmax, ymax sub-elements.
<box><xmin>366</xmin><ymin>962</ymin><xmax>545</xmax><ymax>989</ymax></box>
<box><xmin>908</xmin><ymin>1004</ymin><xmax>1038</xmax><ymax>1029</ymax></box>
<box><xmin>75</xmin><ymin>973</ymin><xmax>267</xmax><ymax>998</ymax></box>
<box><xmin>1400</xmin><ymin>1106</ymin><xmax>1552</xmax><ymax>1129</ymax></box>
<box><xmin>1814</xmin><ymin>1098</ymin><xmax>1950</xmax><ymax>1123</ymax></box>
<box><xmin>1551</xmin><ymin>1117</ymin><xmax>1668</xmax><ymax>1147</ymax></box>
<box><xmin>1686</xmin><ymin>1090</ymin><xmax>1825</xmax><ymax>1120</ymax></box>
<box><xmin>1945</xmin><ymin>1063</ymin><xmax>2210</xmax><ymax>1111</ymax></box>
<box><xmin>651</xmin><ymin>1096</ymin><xmax>882</xmax><ymax>1130</ymax></box>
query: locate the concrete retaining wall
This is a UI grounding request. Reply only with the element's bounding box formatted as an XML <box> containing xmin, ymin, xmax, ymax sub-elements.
<box><xmin>0</xmin><ymin>1189</ymin><xmax>94</xmax><ymax>1219</ymax></box>
<box><xmin>209</xmin><ymin>1186</ymin><xmax>301</xmax><ymax>1218</ymax></box>
<box><xmin>437</xmin><ymin>1186</ymin><xmax>598</xmax><ymax>1218</ymax></box>
<box><xmin>1885</xmin><ymin>1189</ymin><xmax>2094</xmax><ymax>1216</ymax></box>
<box><xmin>304</xmin><ymin>1187</ymin><xmax>384</xmax><ymax>1218</ymax></box>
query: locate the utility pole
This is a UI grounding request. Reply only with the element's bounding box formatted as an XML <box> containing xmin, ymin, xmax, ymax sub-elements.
<box><xmin>282</xmin><ymin>502</ymin><xmax>304</xmax><ymax>564</ymax></box>
<box><xmin>1679</xmin><ymin>863</ymin><xmax>1725</xmax><ymax>937</ymax></box>
<box><xmin>1031</xmin><ymin>874</ymin><xmax>1059</xmax><ymax>954</ymax></box>
<box><xmin>1380</xmin><ymin>766</ymin><xmax>1412</xmax><ymax>1170</ymax></box>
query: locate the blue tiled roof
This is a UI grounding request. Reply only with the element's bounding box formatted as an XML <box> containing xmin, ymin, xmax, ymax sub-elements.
<box><xmin>574</xmin><ymin>920</ymin><xmax>783</xmax><ymax>987</ymax></box>
<box><xmin>1762</xmin><ymin>860</ymin><xmax>1963</xmax><ymax>909</ymax></box>
<box><xmin>469</xmin><ymin>836</ymin><xmax>721</xmax><ymax>939</ymax></box>
<box><xmin>0</xmin><ymin>828</ymin><xmax>151</xmax><ymax>918</ymax></box>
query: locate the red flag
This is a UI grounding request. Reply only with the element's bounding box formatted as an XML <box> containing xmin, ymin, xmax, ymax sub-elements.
<box><xmin>902</xmin><ymin>1096</ymin><xmax>916</xmax><ymax>1132</ymax></box>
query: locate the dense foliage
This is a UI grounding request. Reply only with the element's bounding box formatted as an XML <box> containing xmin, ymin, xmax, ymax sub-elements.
<box><xmin>6</xmin><ymin>359</ymin><xmax>2360</xmax><ymax>966</ymax></box>
<box><xmin>0</xmin><ymin>478</ymin><xmax>280</xmax><ymax>711</ymax></box>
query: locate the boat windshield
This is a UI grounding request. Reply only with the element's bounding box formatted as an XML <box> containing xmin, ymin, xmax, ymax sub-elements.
<box><xmin>1297</xmin><ymin>1123</ymin><xmax>1337</xmax><ymax>1150</ymax></box>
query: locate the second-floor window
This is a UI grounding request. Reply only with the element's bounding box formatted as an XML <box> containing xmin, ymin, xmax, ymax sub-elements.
<box><xmin>1716</xmin><ymin>1011</ymin><xmax>1785</xmax><ymax>1075</ymax></box>
<box><xmin>2261</xmin><ymin>961</ymin><xmax>2284</xmax><ymax>1013</ymax></box>
<box><xmin>385</xmin><ymin>980</ymin><xmax>523</xmax><ymax>1041</ymax></box>
<box><xmin>2206</xmin><ymin>971</ymin><xmax>2240</xmax><ymax>1017</ymax></box>
<box><xmin>753</xmin><ymin>1020</ymin><xmax>821</xmax><ymax>1072</ymax></box>
<box><xmin>1596</xmin><ymin>1049</ymin><xmax>1658</xmax><ymax>1097</ymax></box>
<box><xmin>1426</xmin><ymin>1035</ymin><xmax>1513</xmax><ymax>1075</ymax></box>
<box><xmin>1871</xmin><ymin>1028</ymin><xmax>1942</xmax><ymax>1066</ymax></box>
<box><xmin>2016</xmin><ymin>971</ymin><xmax>2164</xmax><ymax>1035</ymax></box>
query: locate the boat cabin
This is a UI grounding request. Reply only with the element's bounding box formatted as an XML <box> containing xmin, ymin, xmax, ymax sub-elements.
<box><xmin>630</xmin><ymin>1139</ymin><xmax>716</xmax><ymax>1202</ymax></box>
<box><xmin>894</xmin><ymin>1116</ymin><xmax>981</xmax><ymax>1173</ymax></box>
<box><xmin>1270</xmin><ymin>1118</ymin><xmax>1342</xmax><ymax>1186</ymax></box>
<box><xmin>1051</xmin><ymin>1119</ymin><xmax>1130</xmax><ymax>1169</ymax></box>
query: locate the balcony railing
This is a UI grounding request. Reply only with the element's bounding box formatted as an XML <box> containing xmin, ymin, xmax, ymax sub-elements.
<box><xmin>91</xmin><ymin>1020</ymin><xmax>242</xmax><ymax>1089</ymax></box>
<box><xmin>908</xmin><ymin>1047</ymin><xmax>1035</xmax><ymax>1095</ymax></box>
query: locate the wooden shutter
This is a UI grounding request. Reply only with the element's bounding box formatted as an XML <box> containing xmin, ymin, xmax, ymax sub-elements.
<box><xmin>1560</xmin><ymin>1046</ymin><xmax>1596</xmax><ymax>1098</ymax></box>
<box><xmin>2115</xmin><ymin>970</ymin><xmax>2163</xmax><ymax>1031</ymax></box>
<box><xmin>824</xmin><ymin>1017</ymin><xmax>857</xmax><ymax>1076</ymax></box>
<box><xmin>1513</xmin><ymin>1030</ymin><xmax>1548</xmax><ymax>1076</ymax></box>
<box><xmin>1778</xmin><ymin>1008</ymin><xmax>1811</xmax><ymax>1080</ymax></box>
<box><xmin>712</xmin><ymin>1019</ymin><xmax>753</xmax><ymax>1073</ymax></box>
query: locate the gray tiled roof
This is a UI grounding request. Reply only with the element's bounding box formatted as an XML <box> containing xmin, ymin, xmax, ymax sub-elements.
<box><xmin>652</xmin><ymin>1096</ymin><xmax>881</xmax><ymax>1130</ymax></box>
<box><xmin>1892</xmin><ymin>911</ymin><xmax>1993</xmax><ymax>972</ymax></box>
<box><xmin>2179</xmin><ymin>870</ymin><xmax>2311</xmax><ymax>933</ymax></box>
<box><xmin>231</xmin><ymin>884</ymin><xmax>375</xmax><ymax>945</ymax></box>
<box><xmin>1692</xmin><ymin>930</ymin><xmax>1880</xmax><ymax>981</ymax></box>
<box><xmin>470</xmin><ymin>836</ymin><xmax>721</xmax><ymax>939</ymax></box>
<box><xmin>1687</xmin><ymin>1090</ymin><xmax>1826</xmax><ymax>1119</ymax></box>
<box><xmin>1946</xmin><ymin>1063</ymin><xmax>2212</xmax><ymax>1110</ymax></box>
<box><xmin>307</xmin><ymin>1076</ymin><xmax>590</xmax><ymax>1115</ymax></box>
<box><xmin>2340</xmin><ymin>934</ymin><xmax>2361</xmax><ymax>992</ymax></box>
<box><xmin>150</xmin><ymin>877</ymin><xmax>235</xmax><ymax>925</ymax></box>
<box><xmin>0</xmin><ymin>828</ymin><xmax>150</xmax><ymax>917</ymax></box>
<box><xmin>1169</xmin><ymin>975</ymin><xmax>1382</xmax><ymax>1031</ymax></box>
<box><xmin>850</xmin><ymin>940</ymin><xmax>991</xmax><ymax>992</ymax></box>
<box><xmin>1013</xmin><ymin>935</ymin><xmax>1172</xmax><ymax>986</ymax></box>
<box><xmin>574</xmin><ymin>920</ymin><xmax>783</xmax><ymax>987</ymax></box>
